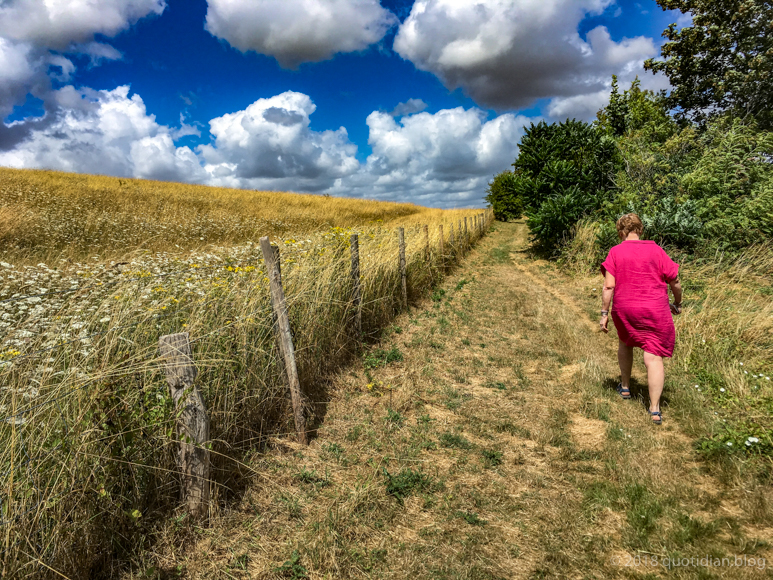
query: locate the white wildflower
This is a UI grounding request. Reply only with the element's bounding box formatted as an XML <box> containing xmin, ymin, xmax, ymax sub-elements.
<box><xmin>726</xmin><ymin>441</ymin><xmax>733</xmax><ymax>447</ymax></box>
<box><xmin>719</xmin><ymin>388</ymin><xmax>725</xmax><ymax>392</ymax></box>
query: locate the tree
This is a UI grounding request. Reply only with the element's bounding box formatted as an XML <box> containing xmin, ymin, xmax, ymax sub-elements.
<box><xmin>644</xmin><ymin>0</ymin><xmax>773</xmax><ymax>129</ymax></box>
<box><xmin>485</xmin><ymin>171</ymin><xmax>524</xmax><ymax>221</ymax></box>
<box><xmin>509</xmin><ymin>120</ymin><xmax>620</xmax><ymax>250</ymax></box>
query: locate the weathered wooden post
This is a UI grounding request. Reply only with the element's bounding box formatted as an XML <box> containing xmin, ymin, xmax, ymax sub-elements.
<box><xmin>398</xmin><ymin>227</ymin><xmax>407</xmax><ymax>309</ymax></box>
<box><xmin>438</xmin><ymin>225</ymin><xmax>444</xmax><ymax>268</ymax></box>
<box><xmin>159</xmin><ymin>333</ymin><xmax>210</xmax><ymax>517</ymax></box>
<box><xmin>260</xmin><ymin>236</ymin><xmax>308</xmax><ymax>445</ymax></box>
<box><xmin>464</xmin><ymin>217</ymin><xmax>468</xmax><ymax>250</ymax></box>
<box><xmin>457</xmin><ymin>220</ymin><xmax>462</xmax><ymax>252</ymax></box>
<box><xmin>449</xmin><ymin>223</ymin><xmax>454</xmax><ymax>246</ymax></box>
<box><xmin>350</xmin><ymin>234</ymin><xmax>362</xmax><ymax>337</ymax></box>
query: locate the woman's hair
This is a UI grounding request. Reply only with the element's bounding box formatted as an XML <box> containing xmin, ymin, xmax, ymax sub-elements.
<box><xmin>616</xmin><ymin>213</ymin><xmax>644</xmax><ymax>238</ymax></box>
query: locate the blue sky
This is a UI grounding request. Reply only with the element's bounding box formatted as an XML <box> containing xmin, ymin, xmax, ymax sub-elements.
<box><xmin>0</xmin><ymin>0</ymin><xmax>687</xmax><ymax>207</ymax></box>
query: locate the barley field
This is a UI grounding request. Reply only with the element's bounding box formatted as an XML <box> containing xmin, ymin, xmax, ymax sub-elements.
<box><xmin>0</xmin><ymin>168</ymin><xmax>487</xmax><ymax>578</ymax></box>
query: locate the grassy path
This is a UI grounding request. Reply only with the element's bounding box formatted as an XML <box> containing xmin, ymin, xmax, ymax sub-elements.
<box><xmin>148</xmin><ymin>221</ymin><xmax>772</xmax><ymax>579</ymax></box>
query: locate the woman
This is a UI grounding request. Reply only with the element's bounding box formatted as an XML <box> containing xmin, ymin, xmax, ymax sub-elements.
<box><xmin>599</xmin><ymin>214</ymin><xmax>683</xmax><ymax>425</ymax></box>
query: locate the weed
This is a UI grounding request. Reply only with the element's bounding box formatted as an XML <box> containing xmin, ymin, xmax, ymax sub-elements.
<box><xmin>481</xmin><ymin>449</ymin><xmax>503</xmax><ymax>468</ymax></box>
<box><xmin>382</xmin><ymin>468</ymin><xmax>436</xmax><ymax>503</ymax></box>
<box><xmin>385</xmin><ymin>408</ymin><xmax>404</xmax><ymax>430</ymax></box>
<box><xmin>431</xmin><ymin>288</ymin><xmax>446</xmax><ymax>302</ymax></box>
<box><xmin>485</xmin><ymin>381</ymin><xmax>507</xmax><ymax>391</ymax></box>
<box><xmin>455</xmin><ymin>278</ymin><xmax>470</xmax><ymax>291</ymax></box>
<box><xmin>227</xmin><ymin>553</ymin><xmax>249</xmax><ymax>571</ymax></box>
<box><xmin>321</xmin><ymin>442</ymin><xmax>345</xmax><ymax>463</ymax></box>
<box><xmin>439</xmin><ymin>431</ymin><xmax>473</xmax><ymax>450</ymax></box>
<box><xmin>363</xmin><ymin>346</ymin><xmax>403</xmax><ymax>369</ymax></box>
<box><xmin>295</xmin><ymin>469</ymin><xmax>330</xmax><ymax>488</ymax></box>
<box><xmin>456</xmin><ymin>510</ymin><xmax>488</xmax><ymax>526</ymax></box>
<box><xmin>346</xmin><ymin>425</ymin><xmax>363</xmax><ymax>442</ymax></box>
<box><xmin>275</xmin><ymin>550</ymin><xmax>309</xmax><ymax>579</ymax></box>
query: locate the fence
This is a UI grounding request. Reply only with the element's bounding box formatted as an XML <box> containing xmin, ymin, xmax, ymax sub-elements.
<box><xmin>0</xmin><ymin>209</ymin><xmax>493</xmax><ymax>578</ymax></box>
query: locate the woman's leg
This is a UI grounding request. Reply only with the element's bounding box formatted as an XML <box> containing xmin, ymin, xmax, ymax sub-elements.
<box><xmin>643</xmin><ymin>351</ymin><xmax>664</xmax><ymax>419</ymax></box>
<box><xmin>618</xmin><ymin>340</ymin><xmax>633</xmax><ymax>389</ymax></box>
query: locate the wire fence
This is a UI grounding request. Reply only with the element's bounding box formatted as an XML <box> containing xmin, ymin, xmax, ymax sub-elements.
<box><xmin>0</xmin><ymin>211</ymin><xmax>493</xmax><ymax>579</ymax></box>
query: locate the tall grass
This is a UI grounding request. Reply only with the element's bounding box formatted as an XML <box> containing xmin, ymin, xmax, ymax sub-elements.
<box><xmin>0</xmin><ymin>167</ymin><xmax>476</xmax><ymax>265</ymax></box>
<box><xmin>0</xmin><ymin>168</ymin><xmax>487</xmax><ymax>578</ymax></box>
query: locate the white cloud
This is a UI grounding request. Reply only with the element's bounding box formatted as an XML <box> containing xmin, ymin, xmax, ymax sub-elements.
<box><xmin>393</xmin><ymin>0</ymin><xmax>662</xmax><ymax>114</ymax></box>
<box><xmin>0</xmin><ymin>0</ymin><xmax>165</xmax><ymax>120</ymax></box>
<box><xmin>332</xmin><ymin>106</ymin><xmax>533</xmax><ymax>206</ymax></box>
<box><xmin>0</xmin><ymin>39</ymin><xmax>40</xmax><ymax>118</ymax></box>
<box><xmin>2</xmin><ymin>87</ymin><xmax>530</xmax><ymax>207</ymax></box>
<box><xmin>0</xmin><ymin>85</ymin><xmax>204</xmax><ymax>182</ymax></box>
<box><xmin>204</xmin><ymin>0</ymin><xmax>398</xmax><ymax>69</ymax></box>
<box><xmin>199</xmin><ymin>91</ymin><xmax>360</xmax><ymax>192</ymax></box>
<box><xmin>0</xmin><ymin>0</ymin><xmax>166</xmax><ymax>49</ymax></box>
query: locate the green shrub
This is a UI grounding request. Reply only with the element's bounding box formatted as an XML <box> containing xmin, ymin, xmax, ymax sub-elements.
<box><xmin>485</xmin><ymin>171</ymin><xmax>524</xmax><ymax>221</ymax></box>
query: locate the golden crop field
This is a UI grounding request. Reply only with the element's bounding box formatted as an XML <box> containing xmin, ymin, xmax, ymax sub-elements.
<box><xmin>0</xmin><ymin>167</ymin><xmax>477</xmax><ymax>264</ymax></box>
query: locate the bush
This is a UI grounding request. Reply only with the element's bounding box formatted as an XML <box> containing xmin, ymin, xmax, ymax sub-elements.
<box><xmin>485</xmin><ymin>171</ymin><xmax>524</xmax><ymax>221</ymax></box>
<box><xmin>528</xmin><ymin>187</ymin><xmax>602</xmax><ymax>252</ymax></box>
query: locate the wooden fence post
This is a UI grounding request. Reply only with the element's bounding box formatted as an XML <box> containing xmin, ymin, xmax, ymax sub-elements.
<box><xmin>449</xmin><ymin>223</ymin><xmax>454</xmax><ymax>246</ymax></box>
<box><xmin>464</xmin><ymin>217</ymin><xmax>468</xmax><ymax>250</ymax></box>
<box><xmin>158</xmin><ymin>332</ymin><xmax>210</xmax><ymax>517</ymax></box>
<box><xmin>350</xmin><ymin>234</ymin><xmax>361</xmax><ymax>337</ymax></box>
<box><xmin>398</xmin><ymin>227</ymin><xmax>407</xmax><ymax>309</ymax></box>
<box><xmin>260</xmin><ymin>236</ymin><xmax>308</xmax><ymax>445</ymax></box>
<box><xmin>438</xmin><ymin>225</ymin><xmax>444</xmax><ymax>268</ymax></box>
<box><xmin>457</xmin><ymin>221</ymin><xmax>462</xmax><ymax>252</ymax></box>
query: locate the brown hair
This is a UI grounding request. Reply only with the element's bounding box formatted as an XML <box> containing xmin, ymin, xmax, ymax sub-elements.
<box><xmin>616</xmin><ymin>213</ymin><xmax>644</xmax><ymax>239</ymax></box>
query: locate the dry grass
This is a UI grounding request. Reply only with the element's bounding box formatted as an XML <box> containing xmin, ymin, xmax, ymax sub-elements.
<box><xmin>0</xmin><ymin>167</ymin><xmax>476</xmax><ymax>265</ymax></box>
<box><xmin>123</xmin><ymin>221</ymin><xmax>771</xmax><ymax>579</ymax></box>
<box><xmin>0</xmin><ymin>168</ymin><xmax>489</xmax><ymax>579</ymax></box>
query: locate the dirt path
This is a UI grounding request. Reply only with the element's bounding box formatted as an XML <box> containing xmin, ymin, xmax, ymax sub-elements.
<box><xmin>150</xmin><ymin>221</ymin><xmax>772</xmax><ymax>580</ymax></box>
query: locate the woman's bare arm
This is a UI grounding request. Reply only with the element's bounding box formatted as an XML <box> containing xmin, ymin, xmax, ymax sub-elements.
<box><xmin>600</xmin><ymin>271</ymin><xmax>615</xmax><ymax>332</ymax></box>
<box><xmin>669</xmin><ymin>277</ymin><xmax>682</xmax><ymax>313</ymax></box>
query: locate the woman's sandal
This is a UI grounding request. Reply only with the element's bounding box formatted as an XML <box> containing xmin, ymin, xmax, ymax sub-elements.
<box><xmin>616</xmin><ymin>383</ymin><xmax>632</xmax><ymax>400</ymax></box>
<box><xmin>650</xmin><ymin>410</ymin><xmax>662</xmax><ymax>425</ymax></box>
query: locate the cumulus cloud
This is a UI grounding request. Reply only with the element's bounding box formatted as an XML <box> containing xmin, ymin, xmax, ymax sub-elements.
<box><xmin>0</xmin><ymin>0</ymin><xmax>165</xmax><ymax>49</ymax></box>
<box><xmin>393</xmin><ymin>0</ymin><xmax>662</xmax><ymax>116</ymax></box>
<box><xmin>0</xmin><ymin>85</ymin><xmax>204</xmax><ymax>182</ymax></box>
<box><xmin>204</xmin><ymin>0</ymin><xmax>398</xmax><ymax>68</ymax></box>
<box><xmin>2</xmin><ymin>85</ymin><xmax>528</xmax><ymax>206</ymax></box>
<box><xmin>0</xmin><ymin>0</ymin><xmax>165</xmax><ymax>121</ymax></box>
<box><xmin>199</xmin><ymin>91</ymin><xmax>360</xmax><ymax>192</ymax></box>
<box><xmin>330</xmin><ymin>106</ymin><xmax>533</xmax><ymax>206</ymax></box>
<box><xmin>389</xmin><ymin>98</ymin><xmax>428</xmax><ymax>117</ymax></box>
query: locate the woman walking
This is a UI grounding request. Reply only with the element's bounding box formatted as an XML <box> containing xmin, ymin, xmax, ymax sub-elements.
<box><xmin>599</xmin><ymin>214</ymin><xmax>683</xmax><ymax>424</ymax></box>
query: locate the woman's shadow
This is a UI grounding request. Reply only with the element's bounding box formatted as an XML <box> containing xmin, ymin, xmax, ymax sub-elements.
<box><xmin>601</xmin><ymin>377</ymin><xmax>671</xmax><ymax>410</ymax></box>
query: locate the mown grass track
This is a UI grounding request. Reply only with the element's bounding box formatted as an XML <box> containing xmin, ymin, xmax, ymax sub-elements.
<box><xmin>136</xmin><ymin>221</ymin><xmax>772</xmax><ymax>580</ymax></box>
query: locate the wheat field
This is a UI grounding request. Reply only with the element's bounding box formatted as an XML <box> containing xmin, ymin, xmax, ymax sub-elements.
<box><xmin>0</xmin><ymin>167</ymin><xmax>478</xmax><ymax>265</ymax></box>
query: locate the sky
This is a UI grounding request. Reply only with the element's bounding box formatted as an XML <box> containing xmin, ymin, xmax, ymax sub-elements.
<box><xmin>0</xmin><ymin>0</ymin><xmax>690</xmax><ymax>208</ymax></box>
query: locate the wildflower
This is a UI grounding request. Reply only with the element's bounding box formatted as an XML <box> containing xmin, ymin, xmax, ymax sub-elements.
<box><xmin>726</xmin><ymin>441</ymin><xmax>733</xmax><ymax>447</ymax></box>
<box><xmin>719</xmin><ymin>388</ymin><xmax>725</xmax><ymax>392</ymax></box>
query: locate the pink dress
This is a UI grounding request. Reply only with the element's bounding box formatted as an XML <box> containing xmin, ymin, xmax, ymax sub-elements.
<box><xmin>600</xmin><ymin>240</ymin><xmax>680</xmax><ymax>358</ymax></box>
